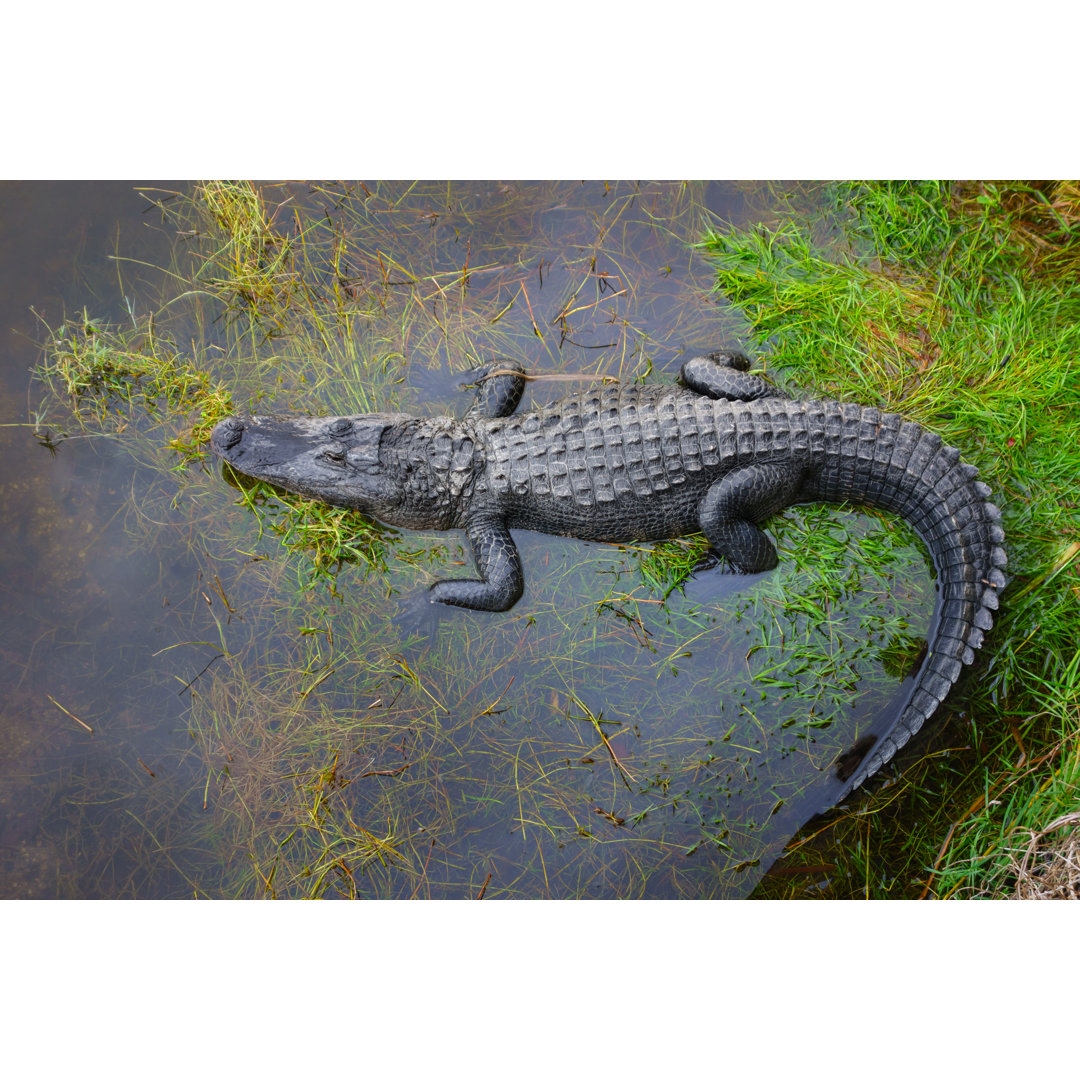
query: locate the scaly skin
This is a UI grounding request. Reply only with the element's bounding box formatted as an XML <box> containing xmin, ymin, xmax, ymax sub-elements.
<box><xmin>211</xmin><ymin>352</ymin><xmax>1006</xmax><ymax>801</ymax></box>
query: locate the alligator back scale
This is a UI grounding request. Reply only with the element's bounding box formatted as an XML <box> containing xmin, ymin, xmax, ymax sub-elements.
<box><xmin>211</xmin><ymin>352</ymin><xmax>1006</xmax><ymax>802</ymax></box>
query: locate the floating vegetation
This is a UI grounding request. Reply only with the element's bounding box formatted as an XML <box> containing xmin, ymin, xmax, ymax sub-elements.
<box><xmin>37</xmin><ymin>313</ymin><xmax>235</xmax><ymax>465</ymax></box>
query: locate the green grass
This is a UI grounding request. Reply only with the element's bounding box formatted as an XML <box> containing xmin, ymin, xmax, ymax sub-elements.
<box><xmin>702</xmin><ymin>180</ymin><xmax>1080</xmax><ymax>897</ymax></box>
<box><xmin>37</xmin><ymin>310</ymin><xmax>235</xmax><ymax>466</ymax></box>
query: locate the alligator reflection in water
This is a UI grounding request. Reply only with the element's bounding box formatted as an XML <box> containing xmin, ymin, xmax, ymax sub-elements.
<box><xmin>212</xmin><ymin>348</ymin><xmax>1006</xmax><ymax>855</ymax></box>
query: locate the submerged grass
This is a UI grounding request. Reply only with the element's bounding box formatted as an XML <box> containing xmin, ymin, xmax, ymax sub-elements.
<box><xmin>702</xmin><ymin>181</ymin><xmax>1080</xmax><ymax>897</ymax></box>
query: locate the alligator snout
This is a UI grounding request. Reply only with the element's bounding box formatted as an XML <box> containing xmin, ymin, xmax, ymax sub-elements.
<box><xmin>212</xmin><ymin>417</ymin><xmax>245</xmax><ymax>452</ymax></box>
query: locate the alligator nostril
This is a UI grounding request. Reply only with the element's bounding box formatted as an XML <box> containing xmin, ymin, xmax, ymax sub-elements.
<box><xmin>216</xmin><ymin>417</ymin><xmax>244</xmax><ymax>449</ymax></box>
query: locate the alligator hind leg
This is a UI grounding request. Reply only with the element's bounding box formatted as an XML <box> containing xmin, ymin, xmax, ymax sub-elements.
<box><xmin>680</xmin><ymin>350</ymin><xmax>784</xmax><ymax>402</ymax></box>
<box><xmin>429</xmin><ymin>513</ymin><xmax>524</xmax><ymax>611</ymax></box>
<box><xmin>698</xmin><ymin>463</ymin><xmax>802</xmax><ymax>572</ymax></box>
<box><xmin>462</xmin><ymin>359</ymin><xmax>528</xmax><ymax>419</ymax></box>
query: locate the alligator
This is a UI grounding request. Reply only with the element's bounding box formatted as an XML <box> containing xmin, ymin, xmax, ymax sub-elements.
<box><xmin>210</xmin><ymin>351</ymin><xmax>1006</xmax><ymax>801</ymax></box>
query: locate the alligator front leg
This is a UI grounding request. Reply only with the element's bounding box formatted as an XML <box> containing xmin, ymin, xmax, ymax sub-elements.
<box><xmin>429</xmin><ymin>513</ymin><xmax>524</xmax><ymax>611</ymax></box>
<box><xmin>698</xmin><ymin>463</ymin><xmax>803</xmax><ymax>573</ymax></box>
<box><xmin>680</xmin><ymin>350</ymin><xmax>784</xmax><ymax>402</ymax></box>
<box><xmin>462</xmin><ymin>359</ymin><xmax>528</xmax><ymax>419</ymax></box>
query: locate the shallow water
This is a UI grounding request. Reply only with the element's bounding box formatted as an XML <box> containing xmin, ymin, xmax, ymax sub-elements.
<box><xmin>0</xmin><ymin>183</ymin><xmax>199</xmax><ymax>895</ymax></box>
<box><xmin>0</xmin><ymin>181</ymin><xmax>934</xmax><ymax>898</ymax></box>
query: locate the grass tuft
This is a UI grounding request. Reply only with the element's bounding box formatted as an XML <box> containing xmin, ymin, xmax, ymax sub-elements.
<box><xmin>702</xmin><ymin>180</ymin><xmax>1080</xmax><ymax>898</ymax></box>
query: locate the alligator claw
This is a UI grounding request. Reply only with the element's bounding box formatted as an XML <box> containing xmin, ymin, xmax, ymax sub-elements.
<box><xmin>691</xmin><ymin>548</ymin><xmax>752</xmax><ymax>577</ymax></box>
<box><xmin>393</xmin><ymin>586</ymin><xmax>447</xmax><ymax>641</ymax></box>
<box><xmin>691</xmin><ymin>549</ymin><xmax>727</xmax><ymax>575</ymax></box>
<box><xmin>683</xmin><ymin>549</ymin><xmax>772</xmax><ymax>604</ymax></box>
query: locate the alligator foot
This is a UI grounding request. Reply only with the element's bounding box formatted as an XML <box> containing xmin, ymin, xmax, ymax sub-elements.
<box><xmin>833</xmin><ymin>734</ymin><xmax>879</xmax><ymax>783</ymax></box>
<box><xmin>679</xmin><ymin>350</ymin><xmax>784</xmax><ymax>402</ymax></box>
<box><xmin>697</xmin><ymin>463</ymin><xmax>803</xmax><ymax>573</ymax></box>
<box><xmin>394</xmin><ymin>586</ymin><xmax>451</xmax><ymax>642</ymax></box>
<box><xmin>691</xmin><ymin>548</ymin><xmax>732</xmax><ymax>575</ymax></box>
<box><xmin>682</xmin><ymin>551</ymin><xmax>771</xmax><ymax>604</ymax></box>
<box><xmin>461</xmin><ymin>359</ymin><xmax>527</xmax><ymax>419</ymax></box>
<box><xmin>425</xmin><ymin>514</ymin><xmax>525</xmax><ymax>612</ymax></box>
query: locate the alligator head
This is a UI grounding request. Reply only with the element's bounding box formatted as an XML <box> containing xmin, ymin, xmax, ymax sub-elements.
<box><xmin>210</xmin><ymin>412</ymin><xmax>412</xmax><ymax>517</ymax></box>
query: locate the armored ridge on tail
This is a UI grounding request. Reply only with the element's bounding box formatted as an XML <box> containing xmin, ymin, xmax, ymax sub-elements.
<box><xmin>210</xmin><ymin>351</ymin><xmax>1005</xmax><ymax>800</ymax></box>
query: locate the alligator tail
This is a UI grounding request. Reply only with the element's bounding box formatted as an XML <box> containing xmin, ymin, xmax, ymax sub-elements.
<box><xmin>805</xmin><ymin>402</ymin><xmax>1007</xmax><ymax>799</ymax></box>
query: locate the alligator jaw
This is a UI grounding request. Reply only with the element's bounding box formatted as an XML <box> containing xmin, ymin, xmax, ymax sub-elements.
<box><xmin>210</xmin><ymin>412</ymin><xmax>409</xmax><ymax>511</ymax></box>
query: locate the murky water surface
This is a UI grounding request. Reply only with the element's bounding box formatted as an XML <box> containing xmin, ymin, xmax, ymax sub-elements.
<box><xmin>0</xmin><ymin>181</ymin><xmax>932</xmax><ymax>897</ymax></box>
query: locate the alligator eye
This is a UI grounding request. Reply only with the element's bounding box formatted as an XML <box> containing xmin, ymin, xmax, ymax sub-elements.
<box><xmin>322</xmin><ymin>446</ymin><xmax>347</xmax><ymax>466</ymax></box>
<box><xmin>329</xmin><ymin>419</ymin><xmax>352</xmax><ymax>436</ymax></box>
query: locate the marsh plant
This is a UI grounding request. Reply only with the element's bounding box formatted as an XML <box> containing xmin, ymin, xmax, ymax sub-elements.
<box><xmin>704</xmin><ymin>181</ymin><xmax>1080</xmax><ymax>897</ymax></box>
<box><xmin>30</xmin><ymin>180</ymin><xmax>1080</xmax><ymax>898</ymax></box>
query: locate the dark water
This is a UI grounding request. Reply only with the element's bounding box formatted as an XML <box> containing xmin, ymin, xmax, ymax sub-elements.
<box><xmin>0</xmin><ymin>181</ymin><xmax>933</xmax><ymax>898</ymax></box>
<box><xmin>0</xmin><ymin>183</ymin><xmax>214</xmax><ymax>896</ymax></box>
